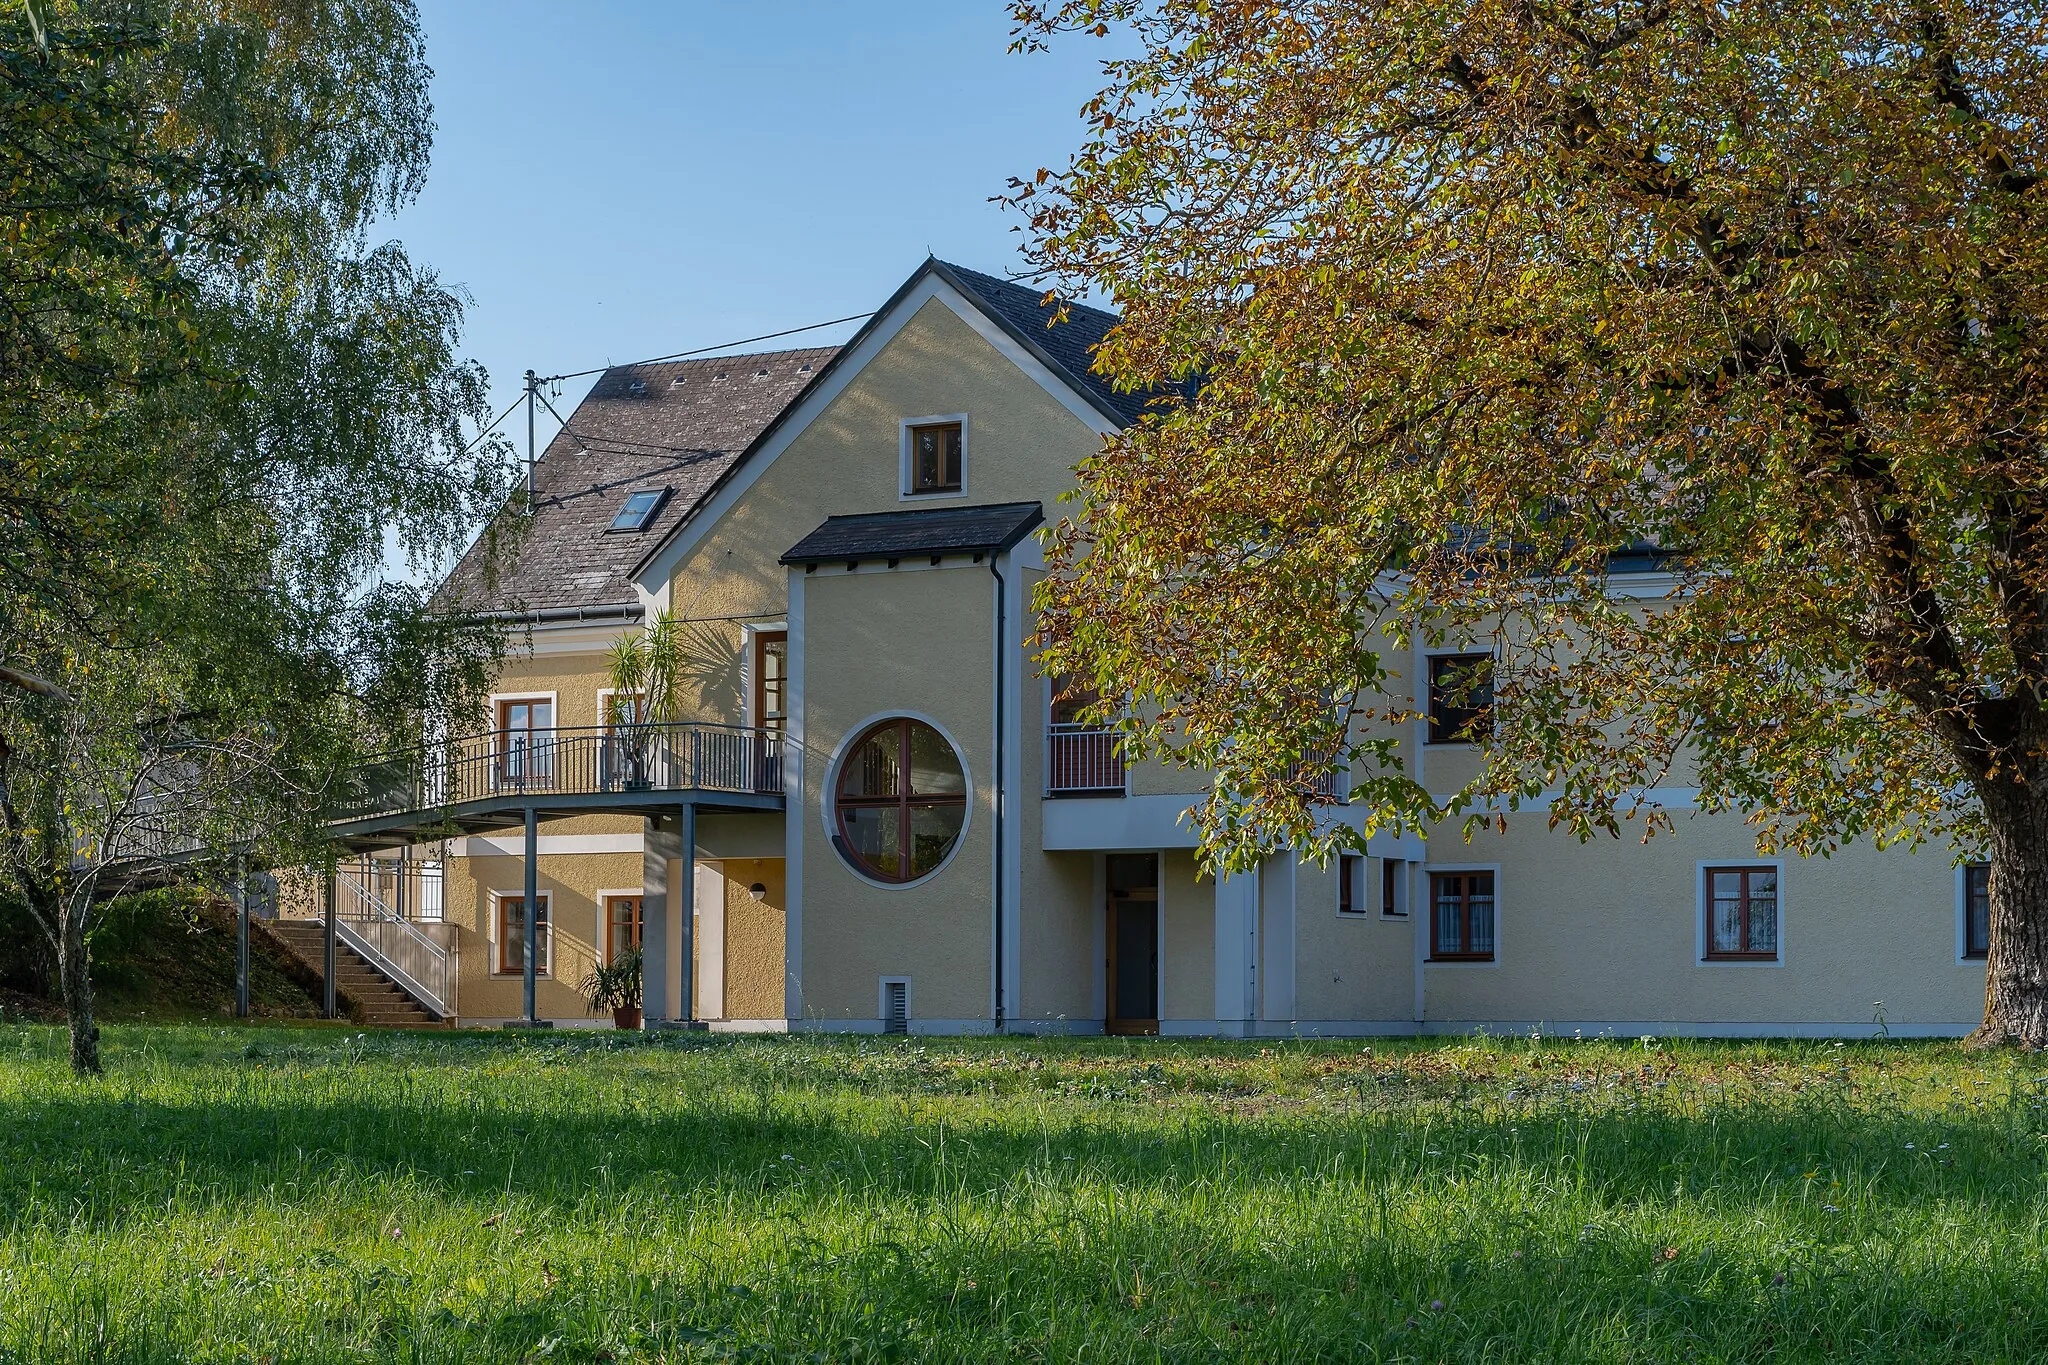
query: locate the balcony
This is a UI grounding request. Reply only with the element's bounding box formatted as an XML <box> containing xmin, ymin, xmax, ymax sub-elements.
<box><xmin>328</xmin><ymin>722</ymin><xmax>784</xmax><ymax>838</ymax></box>
<box><xmin>1046</xmin><ymin>723</ymin><xmax>1126</xmax><ymax>796</ymax></box>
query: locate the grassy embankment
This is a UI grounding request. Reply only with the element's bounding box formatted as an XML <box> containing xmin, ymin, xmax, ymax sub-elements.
<box><xmin>2</xmin><ymin>1026</ymin><xmax>2045</xmax><ymax>1362</ymax></box>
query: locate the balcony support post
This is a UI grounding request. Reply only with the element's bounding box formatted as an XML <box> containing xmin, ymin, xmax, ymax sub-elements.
<box><xmin>678</xmin><ymin>801</ymin><xmax>696</xmax><ymax>1027</ymax></box>
<box><xmin>234</xmin><ymin>855</ymin><xmax>250</xmax><ymax>1020</ymax></box>
<box><xmin>641</xmin><ymin>814</ymin><xmax>677</xmax><ymax>1026</ymax></box>
<box><xmin>522</xmin><ymin>805</ymin><xmax>539</xmax><ymax>1025</ymax></box>
<box><xmin>323</xmin><ymin>863</ymin><xmax>337</xmax><ymax>1019</ymax></box>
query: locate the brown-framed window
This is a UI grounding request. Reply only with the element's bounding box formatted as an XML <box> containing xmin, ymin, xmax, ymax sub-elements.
<box><xmin>496</xmin><ymin>697</ymin><xmax>555</xmax><ymax>782</ymax></box>
<box><xmin>1382</xmin><ymin>858</ymin><xmax>1407</xmax><ymax>917</ymax></box>
<box><xmin>496</xmin><ymin>892</ymin><xmax>551</xmax><ymax>976</ymax></box>
<box><xmin>752</xmin><ymin>630</ymin><xmax>787</xmax><ymax>732</ymax></box>
<box><xmin>833</xmin><ymin>717</ymin><xmax>967</xmax><ymax>883</ymax></box>
<box><xmin>1430</xmin><ymin>871</ymin><xmax>1495</xmax><ymax>960</ymax></box>
<box><xmin>1338</xmin><ymin>854</ymin><xmax>1366</xmax><ymax>916</ymax></box>
<box><xmin>604</xmin><ymin>893</ymin><xmax>643</xmax><ymax>963</ymax></box>
<box><xmin>1965</xmin><ymin>863</ymin><xmax>1991</xmax><ymax>960</ymax></box>
<box><xmin>908</xmin><ymin>422</ymin><xmax>963</xmax><ymax>494</ymax></box>
<box><xmin>1427</xmin><ymin>654</ymin><xmax>1494</xmax><ymax>744</ymax></box>
<box><xmin>1704</xmin><ymin>866</ymin><xmax>1779</xmax><ymax>960</ymax></box>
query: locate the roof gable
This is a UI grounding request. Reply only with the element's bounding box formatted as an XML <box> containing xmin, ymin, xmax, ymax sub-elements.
<box><xmin>629</xmin><ymin>257</ymin><xmax>1144</xmax><ymax>590</ymax></box>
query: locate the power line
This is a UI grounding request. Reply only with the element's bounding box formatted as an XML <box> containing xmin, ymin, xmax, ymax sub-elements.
<box><xmin>461</xmin><ymin>390</ymin><xmax>528</xmax><ymax>456</ymax></box>
<box><xmin>537</xmin><ymin>311</ymin><xmax>872</xmax><ymax>384</ymax></box>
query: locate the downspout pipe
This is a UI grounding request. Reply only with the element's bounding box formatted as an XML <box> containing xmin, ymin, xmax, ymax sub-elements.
<box><xmin>991</xmin><ymin>556</ymin><xmax>1006</xmax><ymax>1034</ymax></box>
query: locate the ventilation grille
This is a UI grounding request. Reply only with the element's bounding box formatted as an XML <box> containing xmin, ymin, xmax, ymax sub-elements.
<box><xmin>882</xmin><ymin>979</ymin><xmax>908</xmax><ymax>1035</ymax></box>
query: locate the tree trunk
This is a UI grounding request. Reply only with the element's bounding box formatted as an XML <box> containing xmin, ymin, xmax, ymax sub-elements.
<box><xmin>1968</xmin><ymin>785</ymin><xmax>2048</xmax><ymax>1050</ymax></box>
<box><xmin>57</xmin><ymin>910</ymin><xmax>101</xmax><ymax>1076</ymax></box>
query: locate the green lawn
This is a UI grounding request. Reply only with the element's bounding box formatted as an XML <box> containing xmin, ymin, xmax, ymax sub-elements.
<box><xmin>2</xmin><ymin>1027</ymin><xmax>2046</xmax><ymax>1362</ymax></box>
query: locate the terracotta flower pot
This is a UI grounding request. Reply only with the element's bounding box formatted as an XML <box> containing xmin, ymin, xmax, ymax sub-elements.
<box><xmin>613</xmin><ymin>1006</ymin><xmax>642</xmax><ymax>1030</ymax></box>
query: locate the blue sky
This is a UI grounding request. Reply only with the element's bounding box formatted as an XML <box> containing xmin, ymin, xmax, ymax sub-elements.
<box><xmin>383</xmin><ymin>1</ymin><xmax>1121</xmax><ymax>469</ymax></box>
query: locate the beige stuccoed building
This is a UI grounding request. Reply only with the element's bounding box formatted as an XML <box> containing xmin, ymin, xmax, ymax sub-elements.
<box><xmin>372</xmin><ymin>256</ymin><xmax>1990</xmax><ymax>1038</ymax></box>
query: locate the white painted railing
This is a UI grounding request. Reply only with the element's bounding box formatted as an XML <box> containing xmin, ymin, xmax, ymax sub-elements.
<box><xmin>333</xmin><ymin>857</ymin><xmax>453</xmax><ymax>1018</ymax></box>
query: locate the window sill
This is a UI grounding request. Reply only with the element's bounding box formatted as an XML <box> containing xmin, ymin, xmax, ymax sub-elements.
<box><xmin>1428</xmin><ymin>954</ymin><xmax>1495</xmax><ymax>964</ymax></box>
<box><xmin>1701</xmin><ymin>954</ymin><xmax>1779</xmax><ymax>964</ymax></box>
<box><xmin>900</xmin><ymin>487</ymin><xmax>966</xmax><ymax>501</ymax></box>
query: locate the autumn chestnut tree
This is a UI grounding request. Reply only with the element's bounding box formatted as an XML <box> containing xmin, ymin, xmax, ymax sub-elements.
<box><xmin>1010</xmin><ymin>0</ymin><xmax>2048</xmax><ymax>1045</ymax></box>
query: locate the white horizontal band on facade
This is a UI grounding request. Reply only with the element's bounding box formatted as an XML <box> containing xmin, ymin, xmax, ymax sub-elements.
<box><xmin>452</xmin><ymin>834</ymin><xmax>644</xmax><ymax>857</ymax></box>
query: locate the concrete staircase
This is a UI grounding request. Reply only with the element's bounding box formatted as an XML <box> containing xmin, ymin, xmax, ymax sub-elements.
<box><xmin>265</xmin><ymin>920</ymin><xmax>445</xmax><ymax>1028</ymax></box>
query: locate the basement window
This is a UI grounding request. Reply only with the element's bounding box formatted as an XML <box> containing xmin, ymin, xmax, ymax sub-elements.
<box><xmin>608</xmin><ymin>488</ymin><xmax>671</xmax><ymax>533</ymax></box>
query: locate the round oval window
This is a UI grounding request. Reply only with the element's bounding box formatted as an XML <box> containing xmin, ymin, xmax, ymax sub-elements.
<box><xmin>832</xmin><ymin>718</ymin><xmax>968</xmax><ymax>883</ymax></box>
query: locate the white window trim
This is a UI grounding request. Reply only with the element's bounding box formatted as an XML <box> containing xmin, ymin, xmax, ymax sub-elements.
<box><xmin>596</xmin><ymin>887</ymin><xmax>645</xmax><ymax>964</ymax></box>
<box><xmin>1335</xmin><ymin>852</ymin><xmax>1369</xmax><ymax>918</ymax></box>
<box><xmin>899</xmin><ymin>413</ymin><xmax>970</xmax><ymax>502</ymax></box>
<box><xmin>1956</xmin><ymin>861</ymin><xmax>1990</xmax><ymax>966</ymax></box>
<box><xmin>1695</xmin><ymin>859</ymin><xmax>1786</xmax><ymax>968</ymax></box>
<box><xmin>879</xmin><ymin>975</ymin><xmax>913</xmax><ymax>1031</ymax></box>
<box><xmin>1380</xmin><ymin>855</ymin><xmax>1410</xmax><ymax>920</ymax></box>
<box><xmin>741</xmin><ymin>621</ymin><xmax>789</xmax><ymax>730</ymax></box>
<box><xmin>594</xmin><ymin>687</ymin><xmax>640</xmax><ymax>729</ymax></box>
<box><xmin>489</xmin><ymin>690</ymin><xmax>560</xmax><ymax>751</ymax></box>
<box><xmin>1421</xmin><ymin>648</ymin><xmax>1497</xmax><ymax>749</ymax></box>
<box><xmin>1423</xmin><ymin>862</ymin><xmax>1502</xmax><ymax>967</ymax></box>
<box><xmin>489</xmin><ymin>888</ymin><xmax>554</xmax><ymax>978</ymax></box>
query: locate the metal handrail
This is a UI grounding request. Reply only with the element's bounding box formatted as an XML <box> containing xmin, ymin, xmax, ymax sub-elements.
<box><xmin>329</xmin><ymin>721</ymin><xmax>784</xmax><ymax>824</ymax></box>
<box><xmin>1047</xmin><ymin>722</ymin><xmax>1127</xmax><ymax>795</ymax></box>
<box><xmin>334</xmin><ymin>858</ymin><xmax>454</xmax><ymax>1018</ymax></box>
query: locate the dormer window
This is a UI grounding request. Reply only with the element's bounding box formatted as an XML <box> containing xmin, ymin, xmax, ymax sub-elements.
<box><xmin>904</xmin><ymin>419</ymin><xmax>965</xmax><ymax>496</ymax></box>
<box><xmin>608</xmin><ymin>488</ymin><xmax>671</xmax><ymax>533</ymax></box>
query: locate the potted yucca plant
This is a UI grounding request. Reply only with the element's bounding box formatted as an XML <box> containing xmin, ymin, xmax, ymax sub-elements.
<box><xmin>580</xmin><ymin>946</ymin><xmax>644</xmax><ymax>1029</ymax></box>
<box><xmin>604</xmin><ymin>609</ymin><xmax>687</xmax><ymax>789</ymax></box>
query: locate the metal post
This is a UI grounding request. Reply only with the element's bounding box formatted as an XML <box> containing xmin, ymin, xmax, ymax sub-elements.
<box><xmin>322</xmin><ymin>865</ymin><xmax>337</xmax><ymax>1020</ymax></box>
<box><xmin>523</xmin><ymin>805</ymin><xmax>540</xmax><ymax>1024</ymax></box>
<box><xmin>678</xmin><ymin>801</ymin><xmax>696</xmax><ymax>1026</ymax></box>
<box><xmin>234</xmin><ymin>856</ymin><xmax>250</xmax><ymax>1019</ymax></box>
<box><xmin>524</xmin><ymin>370</ymin><xmax>538</xmax><ymax>512</ymax></box>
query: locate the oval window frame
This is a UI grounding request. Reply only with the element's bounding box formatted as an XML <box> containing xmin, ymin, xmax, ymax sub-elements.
<box><xmin>823</xmin><ymin>714</ymin><xmax>973</xmax><ymax>888</ymax></box>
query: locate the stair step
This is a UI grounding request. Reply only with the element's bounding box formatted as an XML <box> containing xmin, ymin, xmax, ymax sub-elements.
<box><xmin>261</xmin><ymin>920</ymin><xmax>443</xmax><ymax>1028</ymax></box>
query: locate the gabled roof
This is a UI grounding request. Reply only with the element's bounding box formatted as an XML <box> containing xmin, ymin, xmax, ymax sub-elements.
<box><xmin>628</xmin><ymin>256</ymin><xmax>1160</xmax><ymax>586</ymax></box>
<box><xmin>436</xmin><ymin>346</ymin><xmax>838</xmax><ymax>616</ymax></box>
<box><xmin>929</xmin><ymin>261</ymin><xmax>1152</xmax><ymax>425</ymax></box>
<box><xmin>780</xmin><ymin>502</ymin><xmax>1044</xmax><ymax>568</ymax></box>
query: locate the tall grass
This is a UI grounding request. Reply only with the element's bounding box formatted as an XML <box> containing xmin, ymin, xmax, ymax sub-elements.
<box><xmin>1</xmin><ymin>1026</ymin><xmax>2045</xmax><ymax>1362</ymax></box>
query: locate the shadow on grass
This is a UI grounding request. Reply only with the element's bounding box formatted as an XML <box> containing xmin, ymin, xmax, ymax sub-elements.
<box><xmin>4</xmin><ymin>1032</ymin><xmax>2048</xmax><ymax>1360</ymax></box>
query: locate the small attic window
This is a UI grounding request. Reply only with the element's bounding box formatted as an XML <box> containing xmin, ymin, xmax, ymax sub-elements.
<box><xmin>754</xmin><ymin>366</ymin><xmax>770</xmax><ymax>378</ymax></box>
<box><xmin>714</xmin><ymin>371</ymin><xmax>729</xmax><ymax>382</ymax></box>
<box><xmin>671</xmin><ymin>374</ymin><xmax>687</xmax><ymax>387</ymax></box>
<box><xmin>798</xmin><ymin>363</ymin><xmax>813</xmax><ymax>374</ymax></box>
<box><xmin>626</xmin><ymin>378</ymin><xmax>647</xmax><ymax>397</ymax></box>
<box><xmin>607</xmin><ymin>487</ymin><xmax>671</xmax><ymax>533</ymax></box>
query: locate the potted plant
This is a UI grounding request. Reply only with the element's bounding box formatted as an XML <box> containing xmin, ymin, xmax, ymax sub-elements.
<box><xmin>605</xmin><ymin>610</ymin><xmax>687</xmax><ymax>789</ymax></box>
<box><xmin>580</xmin><ymin>946</ymin><xmax>643</xmax><ymax>1029</ymax></box>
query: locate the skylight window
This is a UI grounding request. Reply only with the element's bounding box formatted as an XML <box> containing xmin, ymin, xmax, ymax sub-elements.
<box><xmin>608</xmin><ymin>488</ymin><xmax>670</xmax><ymax>533</ymax></box>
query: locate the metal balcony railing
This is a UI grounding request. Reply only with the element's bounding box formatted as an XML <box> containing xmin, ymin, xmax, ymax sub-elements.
<box><xmin>328</xmin><ymin>722</ymin><xmax>784</xmax><ymax>824</ymax></box>
<box><xmin>333</xmin><ymin>856</ymin><xmax>454</xmax><ymax>1017</ymax></box>
<box><xmin>1047</xmin><ymin>723</ymin><xmax>1126</xmax><ymax>795</ymax></box>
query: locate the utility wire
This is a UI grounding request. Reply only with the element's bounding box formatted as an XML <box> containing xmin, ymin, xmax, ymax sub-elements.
<box><xmin>537</xmin><ymin>311</ymin><xmax>872</xmax><ymax>383</ymax></box>
<box><xmin>461</xmin><ymin>390</ymin><xmax>529</xmax><ymax>456</ymax></box>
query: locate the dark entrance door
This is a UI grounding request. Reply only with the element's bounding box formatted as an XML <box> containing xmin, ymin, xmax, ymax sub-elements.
<box><xmin>1106</xmin><ymin>853</ymin><xmax>1159</xmax><ymax>1036</ymax></box>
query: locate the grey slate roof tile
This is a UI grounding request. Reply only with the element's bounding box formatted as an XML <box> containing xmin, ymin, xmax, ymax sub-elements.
<box><xmin>780</xmin><ymin>502</ymin><xmax>1045</xmax><ymax>566</ymax></box>
<box><xmin>436</xmin><ymin>345</ymin><xmax>838</xmax><ymax>615</ymax></box>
